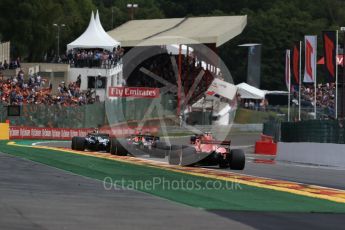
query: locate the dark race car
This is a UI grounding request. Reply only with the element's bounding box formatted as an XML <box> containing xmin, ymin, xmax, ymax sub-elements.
<box><xmin>168</xmin><ymin>132</ymin><xmax>245</xmax><ymax>170</ymax></box>
<box><xmin>71</xmin><ymin>131</ymin><xmax>166</xmax><ymax>157</ymax></box>
<box><xmin>109</xmin><ymin>134</ymin><xmax>168</xmax><ymax>158</ymax></box>
<box><xmin>71</xmin><ymin>132</ymin><xmax>111</xmax><ymax>152</ymax></box>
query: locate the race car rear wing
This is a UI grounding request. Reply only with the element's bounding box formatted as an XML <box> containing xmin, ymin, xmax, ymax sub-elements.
<box><xmin>200</xmin><ymin>140</ymin><xmax>231</xmax><ymax>145</ymax></box>
<box><xmin>128</xmin><ymin>134</ymin><xmax>159</xmax><ymax>140</ymax></box>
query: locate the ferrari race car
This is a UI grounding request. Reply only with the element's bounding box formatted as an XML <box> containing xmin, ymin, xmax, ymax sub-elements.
<box><xmin>71</xmin><ymin>132</ymin><xmax>111</xmax><ymax>152</ymax></box>
<box><xmin>168</xmin><ymin>132</ymin><xmax>245</xmax><ymax>170</ymax></box>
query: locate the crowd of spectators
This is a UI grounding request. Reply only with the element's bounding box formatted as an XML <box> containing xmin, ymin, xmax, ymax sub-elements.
<box><xmin>0</xmin><ymin>70</ymin><xmax>96</xmax><ymax>106</ymax></box>
<box><xmin>65</xmin><ymin>46</ymin><xmax>124</xmax><ymax>68</ymax></box>
<box><xmin>127</xmin><ymin>46</ymin><xmax>215</xmax><ymax>106</ymax></box>
<box><xmin>290</xmin><ymin>83</ymin><xmax>336</xmax><ymax>117</ymax></box>
<box><xmin>295</xmin><ymin>83</ymin><xmax>336</xmax><ymax>110</ymax></box>
<box><xmin>241</xmin><ymin>99</ymin><xmax>269</xmax><ymax>111</ymax></box>
<box><xmin>0</xmin><ymin>58</ymin><xmax>21</xmax><ymax>70</ymax></box>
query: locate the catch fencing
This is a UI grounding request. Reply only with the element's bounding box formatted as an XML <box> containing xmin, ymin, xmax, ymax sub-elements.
<box><xmin>280</xmin><ymin>120</ymin><xmax>345</xmax><ymax>144</ymax></box>
<box><xmin>0</xmin><ymin>94</ymin><xmax>176</xmax><ymax>129</ymax></box>
<box><xmin>263</xmin><ymin>119</ymin><xmax>345</xmax><ymax>144</ymax></box>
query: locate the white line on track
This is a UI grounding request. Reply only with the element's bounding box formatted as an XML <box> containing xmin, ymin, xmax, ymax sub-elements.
<box><xmin>32</xmin><ymin>141</ymin><xmax>69</xmax><ymax>146</ymax></box>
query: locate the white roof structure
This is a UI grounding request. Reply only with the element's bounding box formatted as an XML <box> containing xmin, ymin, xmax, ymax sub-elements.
<box><xmin>236</xmin><ymin>82</ymin><xmax>266</xmax><ymax>100</ymax></box>
<box><xmin>108</xmin><ymin>16</ymin><xmax>247</xmax><ymax>47</ymax></box>
<box><xmin>67</xmin><ymin>11</ymin><xmax>120</xmax><ymax>51</ymax></box>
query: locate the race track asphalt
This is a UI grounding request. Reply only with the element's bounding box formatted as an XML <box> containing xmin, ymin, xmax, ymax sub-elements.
<box><xmin>1</xmin><ymin>152</ymin><xmax>345</xmax><ymax>230</ymax></box>
<box><xmin>0</xmin><ymin>152</ymin><xmax>249</xmax><ymax>230</ymax></box>
<box><xmin>3</xmin><ymin>130</ymin><xmax>345</xmax><ymax>229</ymax></box>
<box><xmin>38</xmin><ymin>132</ymin><xmax>345</xmax><ymax>190</ymax></box>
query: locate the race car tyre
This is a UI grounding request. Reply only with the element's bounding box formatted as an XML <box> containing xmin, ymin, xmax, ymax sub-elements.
<box><xmin>110</xmin><ymin>138</ymin><xmax>116</xmax><ymax>155</ymax></box>
<box><xmin>168</xmin><ymin>146</ymin><xmax>196</xmax><ymax>166</ymax></box>
<box><xmin>229</xmin><ymin>149</ymin><xmax>245</xmax><ymax>170</ymax></box>
<box><xmin>170</xmin><ymin>145</ymin><xmax>182</xmax><ymax>150</ymax></box>
<box><xmin>155</xmin><ymin>141</ymin><xmax>170</xmax><ymax>150</ymax></box>
<box><xmin>168</xmin><ymin>148</ymin><xmax>182</xmax><ymax>165</ymax></box>
<box><xmin>150</xmin><ymin>142</ymin><xmax>170</xmax><ymax>158</ymax></box>
<box><xmin>219</xmin><ymin>157</ymin><xmax>229</xmax><ymax>169</ymax></box>
<box><xmin>75</xmin><ymin>137</ymin><xmax>85</xmax><ymax>151</ymax></box>
<box><xmin>181</xmin><ymin>146</ymin><xmax>198</xmax><ymax>166</ymax></box>
<box><xmin>149</xmin><ymin>151</ymin><xmax>166</xmax><ymax>158</ymax></box>
<box><xmin>190</xmin><ymin>135</ymin><xmax>197</xmax><ymax>144</ymax></box>
<box><xmin>105</xmin><ymin>144</ymin><xmax>110</xmax><ymax>153</ymax></box>
<box><xmin>71</xmin><ymin>136</ymin><xmax>76</xmax><ymax>150</ymax></box>
<box><xmin>110</xmin><ymin>138</ymin><xmax>128</xmax><ymax>156</ymax></box>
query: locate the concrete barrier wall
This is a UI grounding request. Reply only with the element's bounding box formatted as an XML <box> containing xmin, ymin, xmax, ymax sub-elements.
<box><xmin>277</xmin><ymin>142</ymin><xmax>345</xmax><ymax>168</ymax></box>
<box><xmin>232</xmin><ymin>124</ymin><xmax>263</xmax><ymax>132</ymax></box>
<box><xmin>161</xmin><ymin>124</ymin><xmax>263</xmax><ymax>134</ymax></box>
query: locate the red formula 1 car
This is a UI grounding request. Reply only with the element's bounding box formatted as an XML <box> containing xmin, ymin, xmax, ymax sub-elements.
<box><xmin>168</xmin><ymin>132</ymin><xmax>245</xmax><ymax>170</ymax></box>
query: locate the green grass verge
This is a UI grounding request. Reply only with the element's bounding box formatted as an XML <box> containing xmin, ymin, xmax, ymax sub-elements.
<box><xmin>234</xmin><ymin>108</ymin><xmax>282</xmax><ymax>124</ymax></box>
<box><xmin>1</xmin><ymin>140</ymin><xmax>345</xmax><ymax>213</ymax></box>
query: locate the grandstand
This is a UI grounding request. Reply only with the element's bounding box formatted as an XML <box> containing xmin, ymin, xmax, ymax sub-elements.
<box><xmin>108</xmin><ymin>15</ymin><xmax>247</xmax><ymax>125</ymax></box>
<box><xmin>1</xmin><ymin>14</ymin><xmax>247</xmax><ymax>129</ymax></box>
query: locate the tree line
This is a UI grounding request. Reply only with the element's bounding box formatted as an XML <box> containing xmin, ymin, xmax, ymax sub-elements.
<box><xmin>1</xmin><ymin>0</ymin><xmax>344</xmax><ymax>89</ymax></box>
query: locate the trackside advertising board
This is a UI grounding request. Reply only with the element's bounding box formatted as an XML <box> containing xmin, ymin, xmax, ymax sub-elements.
<box><xmin>108</xmin><ymin>87</ymin><xmax>160</xmax><ymax>98</ymax></box>
<box><xmin>9</xmin><ymin>127</ymin><xmax>90</xmax><ymax>140</ymax></box>
<box><xmin>9</xmin><ymin>126</ymin><xmax>158</xmax><ymax>140</ymax></box>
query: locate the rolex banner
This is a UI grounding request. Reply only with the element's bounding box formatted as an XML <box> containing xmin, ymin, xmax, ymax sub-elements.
<box><xmin>322</xmin><ymin>31</ymin><xmax>337</xmax><ymax>81</ymax></box>
<box><xmin>304</xmin><ymin>35</ymin><xmax>317</xmax><ymax>83</ymax></box>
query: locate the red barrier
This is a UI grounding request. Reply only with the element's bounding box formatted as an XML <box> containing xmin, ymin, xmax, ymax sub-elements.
<box><xmin>9</xmin><ymin>126</ymin><xmax>159</xmax><ymax>140</ymax></box>
<box><xmin>254</xmin><ymin>141</ymin><xmax>277</xmax><ymax>155</ymax></box>
<box><xmin>254</xmin><ymin>133</ymin><xmax>277</xmax><ymax>155</ymax></box>
<box><xmin>260</xmin><ymin>134</ymin><xmax>274</xmax><ymax>143</ymax></box>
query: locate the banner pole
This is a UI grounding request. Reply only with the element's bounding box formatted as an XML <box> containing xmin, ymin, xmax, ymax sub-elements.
<box><xmin>287</xmin><ymin>50</ymin><xmax>291</xmax><ymax>122</ymax></box>
<box><xmin>299</xmin><ymin>41</ymin><xmax>302</xmax><ymax>121</ymax></box>
<box><xmin>314</xmin><ymin>36</ymin><xmax>317</xmax><ymax>119</ymax></box>
<box><xmin>336</xmin><ymin>30</ymin><xmax>339</xmax><ymax>119</ymax></box>
<box><xmin>177</xmin><ymin>44</ymin><xmax>182</xmax><ymax>119</ymax></box>
<box><xmin>342</xmin><ymin>29</ymin><xmax>345</xmax><ymax>118</ymax></box>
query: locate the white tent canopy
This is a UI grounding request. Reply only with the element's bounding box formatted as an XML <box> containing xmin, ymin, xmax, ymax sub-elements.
<box><xmin>236</xmin><ymin>82</ymin><xmax>265</xmax><ymax>100</ymax></box>
<box><xmin>67</xmin><ymin>11</ymin><xmax>120</xmax><ymax>52</ymax></box>
<box><xmin>94</xmin><ymin>10</ymin><xmax>120</xmax><ymax>47</ymax></box>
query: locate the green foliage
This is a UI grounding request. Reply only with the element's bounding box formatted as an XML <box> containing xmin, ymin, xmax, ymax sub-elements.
<box><xmin>234</xmin><ymin>108</ymin><xmax>282</xmax><ymax>124</ymax></box>
<box><xmin>1</xmin><ymin>0</ymin><xmax>345</xmax><ymax>89</ymax></box>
